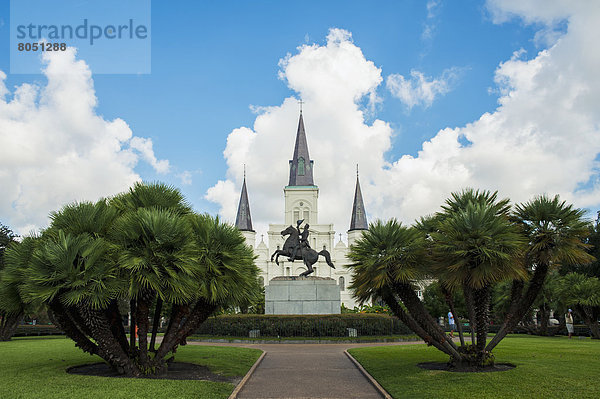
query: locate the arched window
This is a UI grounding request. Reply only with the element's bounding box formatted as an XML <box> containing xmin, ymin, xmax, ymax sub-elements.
<box><xmin>298</xmin><ymin>157</ymin><xmax>305</xmax><ymax>175</ymax></box>
<box><xmin>339</xmin><ymin>276</ymin><xmax>345</xmax><ymax>291</ymax></box>
<box><xmin>323</xmin><ymin>245</ymin><xmax>326</xmax><ymax>250</ymax></box>
<box><xmin>303</xmin><ymin>210</ymin><xmax>309</xmax><ymax>223</ymax></box>
<box><xmin>286</xmin><ymin>267</ymin><xmax>290</xmax><ymax>276</ymax></box>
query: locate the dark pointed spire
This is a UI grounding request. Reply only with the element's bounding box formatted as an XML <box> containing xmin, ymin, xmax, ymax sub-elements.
<box><xmin>235</xmin><ymin>169</ymin><xmax>254</xmax><ymax>232</ymax></box>
<box><xmin>288</xmin><ymin>111</ymin><xmax>315</xmax><ymax>186</ymax></box>
<box><xmin>349</xmin><ymin>165</ymin><xmax>368</xmax><ymax>231</ymax></box>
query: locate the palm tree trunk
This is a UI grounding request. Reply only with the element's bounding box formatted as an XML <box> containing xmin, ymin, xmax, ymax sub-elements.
<box><xmin>0</xmin><ymin>312</ymin><xmax>22</xmax><ymax>341</ymax></box>
<box><xmin>149</xmin><ymin>297</ymin><xmax>163</xmax><ymax>352</ymax></box>
<box><xmin>153</xmin><ymin>304</ymin><xmax>189</xmax><ymax>364</ymax></box>
<box><xmin>107</xmin><ymin>301</ymin><xmax>129</xmax><ymax>353</ymax></box>
<box><xmin>172</xmin><ymin>298</ymin><xmax>217</xmax><ymax>346</ymax></box>
<box><xmin>381</xmin><ymin>290</ymin><xmax>458</xmax><ymax>357</ymax></box>
<box><xmin>129</xmin><ymin>299</ymin><xmax>137</xmax><ymax>356</ymax></box>
<box><xmin>77</xmin><ymin>304</ymin><xmax>141</xmax><ymax>376</ymax></box>
<box><xmin>136</xmin><ymin>298</ymin><xmax>151</xmax><ymax>368</ymax></box>
<box><xmin>152</xmin><ymin>300</ymin><xmax>218</xmax><ymax>369</ymax></box>
<box><xmin>487</xmin><ymin>263</ymin><xmax>548</xmax><ymax>352</ymax></box>
<box><xmin>441</xmin><ymin>286</ymin><xmax>465</xmax><ymax>346</ymax></box>
<box><xmin>48</xmin><ymin>302</ymin><xmax>98</xmax><ymax>355</ymax></box>
<box><xmin>578</xmin><ymin>305</ymin><xmax>600</xmax><ymax>339</ymax></box>
<box><xmin>538</xmin><ymin>303</ymin><xmax>549</xmax><ymax>336</ymax></box>
<box><xmin>394</xmin><ymin>283</ymin><xmax>462</xmax><ymax>358</ymax></box>
<box><xmin>473</xmin><ymin>287</ymin><xmax>490</xmax><ymax>365</ymax></box>
<box><xmin>463</xmin><ymin>285</ymin><xmax>477</xmax><ymax>345</ymax></box>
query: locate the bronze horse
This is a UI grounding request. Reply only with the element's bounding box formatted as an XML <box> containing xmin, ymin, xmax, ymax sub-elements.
<box><xmin>270</xmin><ymin>225</ymin><xmax>335</xmax><ymax>277</ymax></box>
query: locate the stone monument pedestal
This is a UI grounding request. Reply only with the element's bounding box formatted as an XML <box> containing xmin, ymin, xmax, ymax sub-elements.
<box><xmin>265</xmin><ymin>276</ymin><xmax>341</xmax><ymax>315</ymax></box>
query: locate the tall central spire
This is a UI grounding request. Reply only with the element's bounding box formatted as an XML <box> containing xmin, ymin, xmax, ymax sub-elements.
<box><xmin>288</xmin><ymin>112</ymin><xmax>315</xmax><ymax>186</ymax></box>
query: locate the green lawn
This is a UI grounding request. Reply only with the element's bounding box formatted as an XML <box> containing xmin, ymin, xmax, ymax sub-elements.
<box><xmin>0</xmin><ymin>336</ymin><xmax>262</xmax><ymax>399</ymax></box>
<box><xmin>349</xmin><ymin>335</ymin><xmax>600</xmax><ymax>399</ymax></box>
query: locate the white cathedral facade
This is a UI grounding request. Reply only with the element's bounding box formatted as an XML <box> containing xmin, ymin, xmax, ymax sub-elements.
<box><xmin>234</xmin><ymin>112</ymin><xmax>368</xmax><ymax>309</ymax></box>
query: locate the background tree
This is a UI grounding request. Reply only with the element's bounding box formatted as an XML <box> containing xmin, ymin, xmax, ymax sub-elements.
<box><xmin>0</xmin><ymin>223</ymin><xmax>23</xmax><ymax>341</ymax></box>
<box><xmin>422</xmin><ymin>281</ymin><xmax>466</xmax><ymax>322</ymax></box>
<box><xmin>557</xmin><ymin>273</ymin><xmax>600</xmax><ymax>339</ymax></box>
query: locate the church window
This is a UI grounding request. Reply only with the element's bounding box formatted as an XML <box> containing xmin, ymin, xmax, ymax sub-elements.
<box><xmin>286</xmin><ymin>267</ymin><xmax>290</xmax><ymax>276</ymax></box>
<box><xmin>294</xmin><ymin>210</ymin><xmax>300</xmax><ymax>222</ymax></box>
<box><xmin>339</xmin><ymin>276</ymin><xmax>345</xmax><ymax>291</ymax></box>
<box><xmin>323</xmin><ymin>245</ymin><xmax>326</xmax><ymax>250</ymax></box>
<box><xmin>298</xmin><ymin>157</ymin><xmax>305</xmax><ymax>175</ymax></box>
<box><xmin>303</xmin><ymin>210</ymin><xmax>309</xmax><ymax>223</ymax></box>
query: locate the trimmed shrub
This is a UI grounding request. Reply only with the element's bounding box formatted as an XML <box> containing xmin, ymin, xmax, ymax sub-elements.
<box><xmin>14</xmin><ymin>325</ymin><xmax>63</xmax><ymax>337</ymax></box>
<box><xmin>195</xmin><ymin>313</ymin><xmax>411</xmax><ymax>337</ymax></box>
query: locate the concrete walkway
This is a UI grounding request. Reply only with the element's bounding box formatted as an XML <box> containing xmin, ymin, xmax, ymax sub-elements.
<box><xmin>237</xmin><ymin>343</ymin><xmax>382</xmax><ymax>399</ymax></box>
<box><xmin>189</xmin><ymin>341</ymin><xmax>420</xmax><ymax>399</ymax></box>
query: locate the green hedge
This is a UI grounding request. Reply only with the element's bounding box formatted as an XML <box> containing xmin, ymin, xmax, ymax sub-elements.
<box><xmin>14</xmin><ymin>325</ymin><xmax>63</xmax><ymax>337</ymax></box>
<box><xmin>195</xmin><ymin>313</ymin><xmax>412</xmax><ymax>337</ymax></box>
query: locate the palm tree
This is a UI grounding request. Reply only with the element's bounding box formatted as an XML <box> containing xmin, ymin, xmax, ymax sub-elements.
<box><xmin>349</xmin><ymin>190</ymin><xmax>527</xmax><ymax>367</ymax></box>
<box><xmin>348</xmin><ymin>219</ymin><xmax>464</xmax><ymax>360</ymax></box>
<box><xmin>430</xmin><ymin>190</ymin><xmax>526</xmax><ymax>366</ymax></box>
<box><xmin>486</xmin><ymin>195</ymin><xmax>594</xmax><ymax>351</ymax></box>
<box><xmin>18</xmin><ymin>229</ymin><xmax>137</xmax><ymax>373</ymax></box>
<box><xmin>9</xmin><ymin>182</ymin><xmax>259</xmax><ymax>376</ymax></box>
<box><xmin>110</xmin><ymin>206</ymin><xmax>198</xmax><ymax>369</ymax></box>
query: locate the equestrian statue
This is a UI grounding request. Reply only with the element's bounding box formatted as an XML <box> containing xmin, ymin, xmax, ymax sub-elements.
<box><xmin>270</xmin><ymin>219</ymin><xmax>335</xmax><ymax>277</ymax></box>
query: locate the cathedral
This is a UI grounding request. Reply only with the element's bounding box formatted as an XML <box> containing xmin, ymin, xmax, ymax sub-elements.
<box><xmin>234</xmin><ymin>111</ymin><xmax>368</xmax><ymax>309</ymax></box>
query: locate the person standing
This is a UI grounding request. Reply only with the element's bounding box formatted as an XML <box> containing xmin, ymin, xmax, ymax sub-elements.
<box><xmin>448</xmin><ymin>311</ymin><xmax>456</xmax><ymax>338</ymax></box>
<box><xmin>565</xmin><ymin>309</ymin><xmax>574</xmax><ymax>339</ymax></box>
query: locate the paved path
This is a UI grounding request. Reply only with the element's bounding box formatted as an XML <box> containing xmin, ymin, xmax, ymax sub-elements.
<box><xmin>236</xmin><ymin>343</ymin><xmax>382</xmax><ymax>399</ymax></box>
<box><xmin>189</xmin><ymin>341</ymin><xmax>423</xmax><ymax>399</ymax></box>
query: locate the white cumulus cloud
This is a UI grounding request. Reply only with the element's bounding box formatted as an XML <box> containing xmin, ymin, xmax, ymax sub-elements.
<box><xmin>0</xmin><ymin>48</ymin><xmax>170</xmax><ymax>233</ymax></box>
<box><xmin>208</xmin><ymin>3</ymin><xmax>600</xmax><ymax>243</ymax></box>
<box><xmin>387</xmin><ymin>68</ymin><xmax>462</xmax><ymax>110</ymax></box>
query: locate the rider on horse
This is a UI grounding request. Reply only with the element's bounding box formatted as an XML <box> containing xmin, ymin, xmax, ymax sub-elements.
<box><xmin>289</xmin><ymin>219</ymin><xmax>310</xmax><ymax>261</ymax></box>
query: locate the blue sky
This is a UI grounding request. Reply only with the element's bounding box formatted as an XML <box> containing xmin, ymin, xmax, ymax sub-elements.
<box><xmin>0</xmin><ymin>0</ymin><xmax>598</xmax><ymax>236</ymax></box>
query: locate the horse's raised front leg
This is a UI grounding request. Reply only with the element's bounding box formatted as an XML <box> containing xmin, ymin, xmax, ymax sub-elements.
<box><xmin>271</xmin><ymin>250</ymin><xmax>281</xmax><ymax>265</ymax></box>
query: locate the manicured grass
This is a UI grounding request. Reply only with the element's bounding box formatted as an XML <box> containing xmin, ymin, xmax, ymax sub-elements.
<box><xmin>349</xmin><ymin>335</ymin><xmax>600</xmax><ymax>399</ymax></box>
<box><xmin>0</xmin><ymin>336</ymin><xmax>262</xmax><ymax>399</ymax></box>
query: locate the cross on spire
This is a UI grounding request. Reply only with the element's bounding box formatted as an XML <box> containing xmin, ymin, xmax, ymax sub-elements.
<box><xmin>298</xmin><ymin>99</ymin><xmax>304</xmax><ymax>113</ymax></box>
